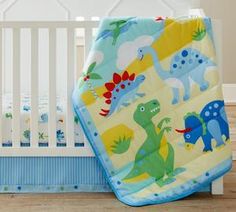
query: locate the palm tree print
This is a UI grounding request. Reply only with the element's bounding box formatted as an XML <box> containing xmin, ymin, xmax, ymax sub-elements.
<box><xmin>79</xmin><ymin>62</ymin><xmax>102</xmax><ymax>99</ymax></box>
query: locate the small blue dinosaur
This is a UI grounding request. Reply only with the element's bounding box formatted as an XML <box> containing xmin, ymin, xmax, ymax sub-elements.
<box><xmin>137</xmin><ymin>47</ymin><xmax>216</xmax><ymax>104</ymax></box>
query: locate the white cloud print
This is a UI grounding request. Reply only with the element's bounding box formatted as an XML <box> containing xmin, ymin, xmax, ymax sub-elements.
<box><xmin>116</xmin><ymin>35</ymin><xmax>154</xmax><ymax>70</ymax></box>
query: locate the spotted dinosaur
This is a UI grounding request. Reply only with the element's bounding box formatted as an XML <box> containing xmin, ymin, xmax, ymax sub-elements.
<box><xmin>176</xmin><ymin>100</ymin><xmax>230</xmax><ymax>152</ymax></box>
<box><xmin>137</xmin><ymin>47</ymin><xmax>216</xmax><ymax>104</ymax></box>
<box><xmin>123</xmin><ymin>99</ymin><xmax>185</xmax><ymax>187</ymax></box>
<box><xmin>99</xmin><ymin>71</ymin><xmax>145</xmax><ymax>117</ymax></box>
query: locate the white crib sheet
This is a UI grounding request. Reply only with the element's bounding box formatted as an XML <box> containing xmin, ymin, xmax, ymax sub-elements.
<box><xmin>1</xmin><ymin>94</ymin><xmax>85</xmax><ymax>147</ymax></box>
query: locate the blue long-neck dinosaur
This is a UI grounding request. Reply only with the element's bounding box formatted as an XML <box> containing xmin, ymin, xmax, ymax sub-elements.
<box><xmin>137</xmin><ymin>46</ymin><xmax>216</xmax><ymax>104</ymax></box>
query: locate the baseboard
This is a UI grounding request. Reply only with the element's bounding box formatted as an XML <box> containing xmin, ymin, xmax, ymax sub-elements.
<box><xmin>223</xmin><ymin>84</ymin><xmax>236</xmax><ymax>105</ymax></box>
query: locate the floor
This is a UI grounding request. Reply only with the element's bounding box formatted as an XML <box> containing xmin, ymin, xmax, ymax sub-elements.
<box><xmin>0</xmin><ymin>105</ymin><xmax>235</xmax><ymax>212</ymax></box>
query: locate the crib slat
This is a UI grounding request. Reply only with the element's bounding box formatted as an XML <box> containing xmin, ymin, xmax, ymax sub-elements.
<box><xmin>48</xmin><ymin>28</ymin><xmax>57</xmax><ymax>147</ymax></box>
<box><xmin>84</xmin><ymin>26</ymin><xmax>92</xmax><ymax>58</ymax></box>
<box><xmin>31</xmin><ymin>28</ymin><xmax>39</xmax><ymax>147</ymax></box>
<box><xmin>12</xmin><ymin>28</ymin><xmax>21</xmax><ymax>147</ymax></box>
<box><xmin>0</xmin><ymin>28</ymin><xmax>2</xmax><ymax>145</ymax></box>
<box><xmin>66</xmin><ymin>28</ymin><xmax>75</xmax><ymax>147</ymax></box>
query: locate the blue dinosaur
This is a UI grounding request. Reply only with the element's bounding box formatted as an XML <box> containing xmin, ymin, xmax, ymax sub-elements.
<box><xmin>23</xmin><ymin>105</ymin><xmax>31</xmax><ymax>111</ymax></box>
<box><xmin>56</xmin><ymin>130</ymin><xmax>65</xmax><ymax>142</ymax></box>
<box><xmin>175</xmin><ymin>100</ymin><xmax>229</xmax><ymax>152</ymax></box>
<box><xmin>99</xmin><ymin>71</ymin><xmax>145</xmax><ymax>117</ymax></box>
<box><xmin>39</xmin><ymin>113</ymin><xmax>48</xmax><ymax>123</ymax></box>
<box><xmin>137</xmin><ymin>47</ymin><xmax>216</xmax><ymax>104</ymax></box>
<box><xmin>96</xmin><ymin>17</ymin><xmax>137</xmax><ymax>45</ymax></box>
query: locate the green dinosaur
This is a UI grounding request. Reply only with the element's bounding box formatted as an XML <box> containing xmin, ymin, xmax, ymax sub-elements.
<box><xmin>123</xmin><ymin>99</ymin><xmax>185</xmax><ymax>187</ymax></box>
<box><xmin>96</xmin><ymin>17</ymin><xmax>137</xmax><ymax>45</ymax></box>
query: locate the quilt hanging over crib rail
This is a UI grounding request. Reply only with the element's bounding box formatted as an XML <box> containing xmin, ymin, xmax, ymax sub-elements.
<box><xmin>73</xmin><ymin>17</ymin><xmax>232</xmax><ymax>206</ymax></box>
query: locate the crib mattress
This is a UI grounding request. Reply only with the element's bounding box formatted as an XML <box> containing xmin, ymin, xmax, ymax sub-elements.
<box><xmin>1</xmin><ymin>93</ymin><xmax>85</xmax><ymax>147</ymax></box>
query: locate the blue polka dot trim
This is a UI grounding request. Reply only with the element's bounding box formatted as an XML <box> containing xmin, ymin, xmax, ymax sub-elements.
<box><xmin>181</xmin><ymin>60</ymin><xmax>185</xmax><ymax>64</ymax></box>
<box><xmin>198</xmin><ymin>59</ymin><xmax>203</xmax><ymax>63</ymax></box>
<box><xmin>205</xmin><ymin>172</ymin><xmax>210</xmax><ymax>176</ymax></box>
<box><xmin>17</xmin><ymin>186</ymin><xmax>21</xmax><ymax>190</ymax></box>
<box><xmin>173</xmin><ymin>64</ymin><xmax>177</xmax><ymax>68</ymax></box>
<box><xmin>182</xmin><ymin>50</ymin><xmax>188</xmax><ymax>57</ymax></box>
<box><xmin>74</xmin><ymin>185</ymin><xmax>78</xmax><ymax>189</ymax></box>
<box><xmin>94</xmin><ymin>132</ymin><xmax>98</xmax><ymax>136</ymax></box>
<box><xmin>117</xmin><ymin>181</ymin><xmax>121</xmax><ymax>185</ymax></box>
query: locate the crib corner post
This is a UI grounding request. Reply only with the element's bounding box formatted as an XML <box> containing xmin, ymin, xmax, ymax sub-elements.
<box><xmin>211</xmin><ymin>177</ymin><xmax>224</xmax><ymax>195</ymax></box>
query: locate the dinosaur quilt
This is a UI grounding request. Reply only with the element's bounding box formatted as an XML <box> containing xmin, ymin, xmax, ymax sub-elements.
<box><xmin>72</xmin><ymin>17</ymin><xmax>232</xmax><ymax>206</ymax></box>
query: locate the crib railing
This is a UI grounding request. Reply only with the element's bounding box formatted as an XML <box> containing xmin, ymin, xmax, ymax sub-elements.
<box><xmin>0</xmin><ymin>21</ymin><xmax>99</xmax><ymax>156</ymax></box>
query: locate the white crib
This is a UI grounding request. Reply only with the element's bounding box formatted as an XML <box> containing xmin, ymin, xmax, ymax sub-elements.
<box><xmin>0</xmin><ymin>21</ymin><xmax>98</xmax><ymax>157</ymax></box>
<box><xmin>0</xmin><ymin>18</ymin><xmax>224</xmax><ymax>195</ymax></box>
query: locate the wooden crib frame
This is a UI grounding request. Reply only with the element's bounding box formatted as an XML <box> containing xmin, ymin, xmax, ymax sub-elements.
<box><xmin>0</xmin><ymin>19</ymin><xmax>224</xmax><ymax>194</ymax></box>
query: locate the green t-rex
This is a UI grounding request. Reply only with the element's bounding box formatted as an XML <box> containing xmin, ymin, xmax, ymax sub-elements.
<box><xmin>123</xmin><ymin>99</ymin><xmax>185</xmax><ymax>187</ymax></box>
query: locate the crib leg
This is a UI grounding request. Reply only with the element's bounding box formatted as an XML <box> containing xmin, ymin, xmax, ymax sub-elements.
<box><xmin>211</xmin><ymin>177</ymin><xmax>223</xmax><ymax>194</ymax></box>
<box><xmin>233</xmin><ymin>151</ymin><xmax>236</xmax><ymax>160</ymax></box>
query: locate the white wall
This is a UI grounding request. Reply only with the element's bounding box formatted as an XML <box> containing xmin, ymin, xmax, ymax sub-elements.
<box><xmin>0</xmin><ymin>0</ymin><xmax>200</xmax><ymax>20</ymax></box>
<box><xmin>200</xmin><ymin>0</ymin><xmax>236</xmax><ymax>84</ymax></box>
